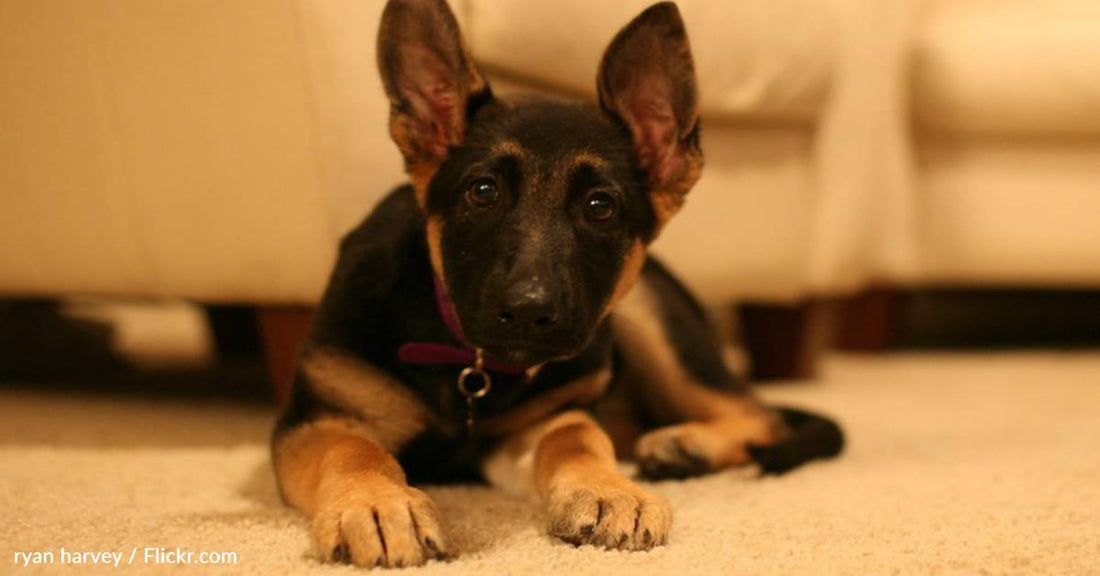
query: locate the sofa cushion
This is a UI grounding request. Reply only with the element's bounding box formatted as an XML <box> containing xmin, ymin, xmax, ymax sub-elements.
<box><xmin>0</xmin><ymin>0</ymin><xmax>341</xmax><ymax>303</ymax></box>
<box><xmin>918</xmin><ymin>138</ymin><xmax>1100</xmax><ymax>285</ymax></box>
<box><xmin>465</xmin><ymin>0</ymin><xmax>836</xmax><ymax>123</ymax></box>
<box><xmin>915</xmin><ymin>0</ymin><xmax>1100</xmax><ymax>135</ymax></box>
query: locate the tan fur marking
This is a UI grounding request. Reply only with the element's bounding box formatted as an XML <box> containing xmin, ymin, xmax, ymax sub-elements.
<box><xmin>604</xmin><ymin>240</ymin><xmax>647</xmax><ymax>317</ymax></box>
<box><xmin>302</xmin><ymin>348</ymin><xmax>433</xmax><ymax>452</ymax></box>
<box><xmin>533</xmin><ymin>418</ymin><xmax>617</xmax><ymax>498</ymax></box>
<box><xmin>611</xmin><ymin>282</ymin><xmax>787</xmax><ymax>467</ymax></box>
<box><xmin>649</xmin><ymin>152</ymin><xmax>703</xmax><ymax>234</ymax></box>
<box><xmin>570</xmin><ymin>151</ymin><xmax>609</xmax><ymax>171</ymax></box>
<box><xmin>612</xmin><ymin>283</ymin><xmax>762</xmax><ymax>420</ymax></box>
<box><xmin>274</xmin><ymin>418</ymin><xmax>405</xmax><ymax>517</ymax></box>
<box><xmin>484</xmin><ymin>410</ymin><xmax>672</xmax><ymax>549</ymax></box>
<box><xmin>425</xmin><ymin>215</ymin><xmax>446</xmax><ymax>287</ymax></box>
<box><xmin>650</xmin><ymin>191</ymin><xmax>685</xmax><ymax>231</ymax></box>
<box><xmin>387</xmin><ymin>109</ymin><xmax>443</xmax><ymax>210</ymax></box>
<box><xmin>408</xmin><ymin>160</ymin><xmax>439</xmax><ymax>209</ymax></box>
<box><xmin>635</xmin><ymin>419</ymin><xmax>772</xmax><ymax>469</ymax></box>
<box><xmin>274</xmin><ymin>418</ymin><xmax>447</xmax><ymax>567</ymax></box>
<box><xmin>532</xmin><ymin>413</ymin><xmax>673</xmax><ymax>549</ymax></box>
<box><xmin>492</xmin><ymin>139</ymin><xmax>527</xmax><ymax>158</ymax></box>
<box><xmin>476</xmin><ymin>369</ymin><xmax>612</xmax><ymax>437</ymax></box>
<box><xmin>525</xmin><ymin>364</ymin><xmax>545</xmax><ymax>380</ymax></box>
<box><xmin>481</xmin><ymin>410</ymin><xmax>595</xmax><ymax>495</ymax></box>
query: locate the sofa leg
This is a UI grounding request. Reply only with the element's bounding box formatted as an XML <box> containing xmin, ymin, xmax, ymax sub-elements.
<box><xmin>738</xmin><ymin>301</ymin><xmax>831</xmax><ymax>381</ymax></box>
<box><xmin>205</xmin><ymin>306</ymin><xmax>263</xmax><ymax>361</ymax></box>
<box><xmin>834</xmin><ymin>287</ymin><xmax>899</xmax><ymax>351</ymax></box>
<box><xmin>256</xmin><ymin>307</ymin><xmax>314</xmax><ymax>407</ymax></box>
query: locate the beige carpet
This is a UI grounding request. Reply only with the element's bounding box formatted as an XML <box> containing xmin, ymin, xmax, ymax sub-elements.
<box><xmin>2</xmin><ymin>352</ymin><xmax>1099</xmax><ymax>575</ymax></box>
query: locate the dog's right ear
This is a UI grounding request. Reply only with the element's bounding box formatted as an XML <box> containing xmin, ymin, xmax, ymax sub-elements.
<box><xmin>377</xmin><ymin>0</ymin><xmax>490</xmax><ymax>200</ymax></box>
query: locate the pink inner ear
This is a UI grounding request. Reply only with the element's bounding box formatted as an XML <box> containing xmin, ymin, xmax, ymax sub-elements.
<box><xmin>625</xmin><ymin>84</ymin><xmax>682</xmax><ymax>185</ymax></box>
<box><xmin>403</xmin><ymin>49</ymin><xmax>464</xmax><ymax>159</ymax></box>
<box><xmin>422</xmin><ymin>79</ymin><xmax>459</xmax><ymax>157</ymax></box>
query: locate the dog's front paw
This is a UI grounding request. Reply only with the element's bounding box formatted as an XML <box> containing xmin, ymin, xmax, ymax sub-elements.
<box><xmin>312</xmin><ymin>476</ymin><xmax>447</xmax><ymax>568</ymax></box>
<box><xmin>547</xmin><ymin>474</ymin><xmax>672</xmax><ymax>551</ymax></box>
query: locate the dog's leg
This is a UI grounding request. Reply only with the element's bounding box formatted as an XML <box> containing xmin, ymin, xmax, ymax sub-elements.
<box><xmin>274</xmin><ymin>348</ymin><xmax>444</xmax><ymax>568</ymax></box>
<box><xmin>274</xmin><ymin>418</ymin><xmax>447</xmax><ymax>568</ymax></box>
<box><xmin>632</xmin><ymin>394</ymin><xmax>786</xmax><ymax>479</ymax></box>
<box><xmin>612</xmin><ymin>276</ymin><xmax>789</xmax><ymax>479</ymax></box>
<box><xmin>484</xmin><ymin>410</ymin><xmax>672</xmax><ymax>550</ymax></box>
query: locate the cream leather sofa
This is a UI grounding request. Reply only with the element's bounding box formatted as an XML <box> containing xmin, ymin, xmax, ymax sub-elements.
<box><xmin>2</xmin><ymin>0</ymin><xmax>1098</xmax><ymax>309</ymax></box>
<box><xmin>0</xmin><ymin>0</ymin><xmax>845</xmax><ymax>307</ymax></box>
<box><xmin>906</xmin><ymin>0</ymin><xmax>1100</xmax><ymax>288</ymax></box>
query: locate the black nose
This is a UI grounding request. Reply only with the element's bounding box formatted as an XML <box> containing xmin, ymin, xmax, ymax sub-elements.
<box><xmin>496</xmin><ymin>280</ymin><xmax>559</xmax><ymax>331</ymax></box>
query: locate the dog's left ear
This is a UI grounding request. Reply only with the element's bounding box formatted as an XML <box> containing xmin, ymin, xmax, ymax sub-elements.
<box><xmin>598</xmin><ymin>2</ymin><xmax>702</xmax><ymax>224</ymax></box>
<box><xmin>377</xmin><ymin>0</ymin><xmax>490</xmax><ymax>194</ymax></box>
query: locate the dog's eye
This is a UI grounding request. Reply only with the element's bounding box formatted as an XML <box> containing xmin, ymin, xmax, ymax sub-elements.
<box><xmin>465</xmin><ymin>177</ymin><xmax>499</xmax><ymax>207</ymax></box>
<box><xmin>583</xmin><ymin>190</ymin><xmax>617</xmax><ymax>222</ymax></box>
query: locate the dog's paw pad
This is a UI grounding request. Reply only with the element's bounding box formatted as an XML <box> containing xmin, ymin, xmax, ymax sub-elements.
<box><xmin>635</xmin><ymin>425</ymin><xmax>713</xmax><ymax>480</ymax></box>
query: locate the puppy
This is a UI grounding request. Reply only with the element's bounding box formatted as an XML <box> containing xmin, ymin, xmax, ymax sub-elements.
<box><xmin>272</xmin><ymin>0</ymin><xmax>843</xmax><ymax>568</ymax></box>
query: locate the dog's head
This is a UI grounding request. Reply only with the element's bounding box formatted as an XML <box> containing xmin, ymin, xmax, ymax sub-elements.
<box><xmin>378</xmin><ymin>0</ymin><xmax>701</xmax><ymax>366</ymax></box>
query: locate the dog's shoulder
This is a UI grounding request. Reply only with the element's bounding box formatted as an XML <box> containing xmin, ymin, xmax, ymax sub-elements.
<box><xmin>274</xmin><ymin>185</ymin><xmax>438</xmax><ymax>451</ymax></box>
<box><xmin>330</xmin><ymin>184</ymin><xmax>424</xmax><ymax>294</ymax></box>
<box><xmin>612</xmin><ymin>256</ymin><xmax>749</xmax><ymax>393</ymax></box>
<box><xmin>310</xmin><ymin>185</ymin><xmax>433</xmax><ymax>344</ymax></box>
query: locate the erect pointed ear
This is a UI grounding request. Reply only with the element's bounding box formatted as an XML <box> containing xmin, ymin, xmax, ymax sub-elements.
<box><xmin>377</xmin><ymin>0</ymin><xmax>490</xmax><ymax>202</ymax></box>
<box><xmin>598</xmin><ymin>2</ymin><xmax>702</xmax><ymax>226</ymax></box>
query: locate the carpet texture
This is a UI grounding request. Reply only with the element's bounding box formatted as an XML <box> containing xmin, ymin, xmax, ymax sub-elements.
<box><xmin>2</xmin><ymin>353</ymin><xmax>1099</xmax><ymax>575</ymax></box>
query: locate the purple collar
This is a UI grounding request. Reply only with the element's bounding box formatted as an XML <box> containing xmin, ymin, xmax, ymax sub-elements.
<box><xmin>397</xmin><ymin>276</ymin><xmax>529</xmax><ymax>376</ymax></box>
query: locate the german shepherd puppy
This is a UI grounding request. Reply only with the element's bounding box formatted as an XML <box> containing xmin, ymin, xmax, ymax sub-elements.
<box><xmin>273</xmin><ymin>0</ymin><xmax>842</xmax><ymax>568</ymax></box>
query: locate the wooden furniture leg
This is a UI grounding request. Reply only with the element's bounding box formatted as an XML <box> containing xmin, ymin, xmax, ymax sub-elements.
<box><xmin>737</xmin><ymin>301</ymin><xmax>831</xmax><ymax>381</ymax></box>
<box><xmin>256</xmin><ymin>307</ymin><xmax>314</xmax><ymax>407</ymax></box>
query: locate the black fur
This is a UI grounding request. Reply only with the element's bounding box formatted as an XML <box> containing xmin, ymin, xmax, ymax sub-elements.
<box><xmin>276</xmin><ymin>186</ymin><xmax>616</xmax><ymax>483</ymax></box>
<box><xmin>427</xmin><ymin>97</ymin><xmax>655</xmax><ymax>367</ymax></box>
<box><xmin>750</xmin><ymin>407</ymin><xmax>846</xmax><ymax>475</ymax></box>
<box><xmin>276</xmin><ymin>183</ymin><xmax>844</xmax><ymax>482</ymax></box>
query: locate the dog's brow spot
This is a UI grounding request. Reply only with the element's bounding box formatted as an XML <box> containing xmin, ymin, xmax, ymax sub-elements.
<box><xmin>492</xmin><ymin>140</ymin><xmax>528</xmax><ymax>158</ymax></box>
<box><xmin>570</xmin><ymin>152</ymin><xmax>609</xmax><ymax>170</ymax></box>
